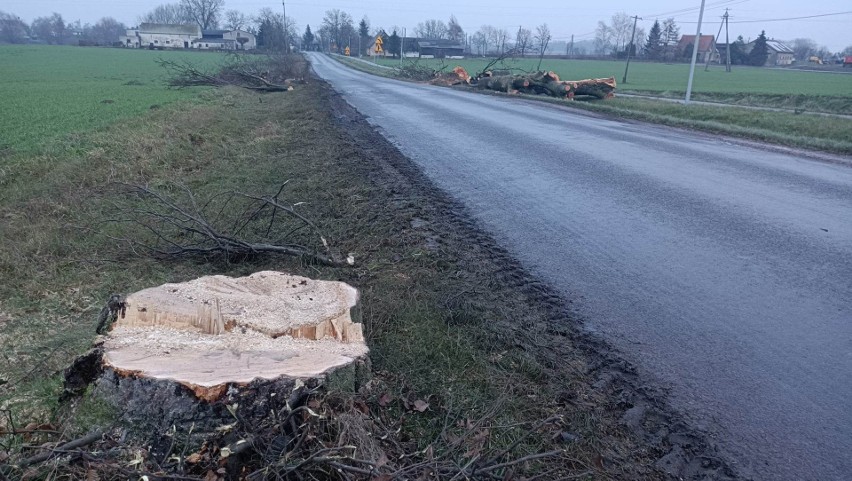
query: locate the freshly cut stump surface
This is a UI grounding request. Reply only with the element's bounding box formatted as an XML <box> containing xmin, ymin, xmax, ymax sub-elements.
<box><xmin>102</xmin><ymin>271</ymin><xmax>367</xmax><ymax>399</ymax></box>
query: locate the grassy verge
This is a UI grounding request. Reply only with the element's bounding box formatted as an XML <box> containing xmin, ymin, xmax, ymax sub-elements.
<box><xmin>332</xmin><ymin>54</ymin><xmax>852</xmax><ymax>155</ymax></box>
<box><xmin>623</xmin><ymin>90</ymin><xmax>852</xmax><ymax>114</ymax></box>
<box><xmin>0</xmin><ymin>66</ymin><xmax>681</xmax><ymax>477</ymax></box>
<box><xmin>332</xmin><ymin>53</ymin><xmax>398</xmax><ymax>78</ymax></box>
<box><xmin>562</xmin><ymin>96</ymin><xmax>852</xmax><ymax>154</ymax></box>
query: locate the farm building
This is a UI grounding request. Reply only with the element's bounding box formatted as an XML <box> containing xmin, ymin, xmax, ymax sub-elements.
<box><xmin>676</xmin><ymin>35</ymin><xmax>718</xmax><ymax>63</ymax></box>
<box><xmin>746</xmin><ymin>39</ymin><xmax>794</xmax><ymax>66</ymax></box>
<box><xmin>120</xmin><ymin>24</ymin><xmax>256</xmax><ymax>50</ymax></box>
<box><xmin>417</xmin><ymin>39</ymin><xmax>464</xmax><ymax>59</ymax></box>
<box><xmin>365</xmin><ymin>37</ymin><xmax>465</xmax><ymax>59</ymax></box>
<box><xmin>194</xmin><ymin>29</ymin><xmax>257</xmax><ymax>50</ymax></box>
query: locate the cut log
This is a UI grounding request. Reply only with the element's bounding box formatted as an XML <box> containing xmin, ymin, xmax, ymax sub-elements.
<box><xmin>468</xmin><ymin>69</ymin><xmax>616</xmax><ymax>100</ymax></box>
<box><xmin>67</xmin><ymin>271</ymin><xmax>369</xmax><ymax>430</ymax></box>
<box><xmin>428</xmin><ymin>66</ymin><xmax>472</xmax><ymax>86</ymax></box>
<box><xmin>570</xmin><ymin>77</ymin><xmax>618</xmax><ymax>99</ymax></box>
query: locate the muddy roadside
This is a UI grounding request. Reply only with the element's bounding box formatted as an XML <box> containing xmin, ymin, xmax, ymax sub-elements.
<box><xmin>316</xmin><ymin>76</ymin><xmax>742</xmax><ymax>480</ymax></box>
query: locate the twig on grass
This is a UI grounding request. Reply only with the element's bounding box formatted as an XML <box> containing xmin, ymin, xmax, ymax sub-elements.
<box><xmin>102</xmin><ymin>182</ymin><xmax>351</xmax><ymax>267</ymax></box>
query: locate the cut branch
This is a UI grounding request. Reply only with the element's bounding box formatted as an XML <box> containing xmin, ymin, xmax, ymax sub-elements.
<box><xmin>102</xmin><ymin>182</ymin><xmax>350</xmax><ymax>266</ymax></box>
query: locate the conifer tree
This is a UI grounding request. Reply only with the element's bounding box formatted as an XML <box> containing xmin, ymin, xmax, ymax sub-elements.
<box><xmin>644</xmin><ymin>20</ymin><xmax>663</xmax><ymax>60</ymax></box>
<box><xmin>748</xmin><ymin>30</ymin><xmax>769</xmax><ymax>66</ymax></box>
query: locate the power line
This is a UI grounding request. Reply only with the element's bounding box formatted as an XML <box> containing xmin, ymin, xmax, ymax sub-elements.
<box><xmin>729</xmin><ymin>10</ymin><xmax>852</xmax><ymax>23</ymax></box>
<box><xmin>642</xmin><ymin>0</ymin><xmax>745</xmax><ymax>20</ymax></box>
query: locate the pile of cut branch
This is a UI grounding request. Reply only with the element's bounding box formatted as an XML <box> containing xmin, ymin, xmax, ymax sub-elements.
<box><xmin>159</xmin><ymin>53</ymin><xmax>308</xmax><ymax>92</ymax></box>
<box><xmin>100</xmin><ymin>182</ymin><xmax>350</xmax><ymax>266</ymax></box>
<box><xmin>396</xmin><ymin>60</ymin><xmax>450</xmax><ymax>81</ymax></box>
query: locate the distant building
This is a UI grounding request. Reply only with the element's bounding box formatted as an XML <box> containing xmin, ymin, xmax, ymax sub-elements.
<box><xmin>382</xmin><ymin>37</ymin><xmax>464</xmax><ymax>59</ymax></box>
<box><xmin>194</xmin><ymin>29</ymin><xmax>256</xmax><ymax>50</ymax></box>
<box><xmin>676</xmin><ymin>34</ymin><xmax>718</xmax><ymax>63</ymax></box>
<box><xmin>401</xmin><ymin>37</ymin><xmax>420</xmax><ymax>58</ymax></box>
<box><xmin>120</xmin><ymin>23</ymin><xmax>255</xmax><ymax>50</ymax></box>
<box><xmin>416</xmin><ymin>39</ymin><xmax>464</xmax><ymax>59</ymax></box>
<box><xmin>746</xmin><ymin>39</ymin><xmax>794</xmax><ymax>66</ymax></box>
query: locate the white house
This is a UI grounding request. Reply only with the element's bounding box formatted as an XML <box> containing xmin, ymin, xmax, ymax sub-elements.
<box><xmin>121</xmin><ymin>23</ymin><xmax>201</xmax><ymax>49</ymax></box>
<box><xmin>120</xmin><ymin>24</ymin><xmax>256</xmax><ymax>50</ymax></box>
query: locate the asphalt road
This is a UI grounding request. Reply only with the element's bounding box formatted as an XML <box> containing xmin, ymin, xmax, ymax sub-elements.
<box><xmin>308</xmin><ymin>53</ymin><xmax>852</xmax><ymax>481</ymax></box>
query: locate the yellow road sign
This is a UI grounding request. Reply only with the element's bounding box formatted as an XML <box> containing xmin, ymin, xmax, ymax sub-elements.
<box><xmin>345</xmin><ymin>46</ymin><xmax>350</xmax><ymax>56</ymax></box>
<box><xmin>375</xmin><ymin>35</ymin><xmax>383</xmax><ymax>54</ymax></box>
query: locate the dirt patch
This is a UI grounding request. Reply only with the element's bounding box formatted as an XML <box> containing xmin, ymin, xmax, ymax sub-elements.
<box><xmin>318</xmin><ymin>80</ymin><xmax>741</xmax><ymax>480</ymax></box>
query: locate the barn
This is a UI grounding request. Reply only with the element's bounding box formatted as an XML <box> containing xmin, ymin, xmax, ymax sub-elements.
<box><xmin>120</xmin><ymin>24</ymin><xmax>256</xmax><ymax>50</ymax></box>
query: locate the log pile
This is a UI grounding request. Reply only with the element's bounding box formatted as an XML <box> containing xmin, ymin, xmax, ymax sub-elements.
<box><xmin>464</xmin><ymin>68</ymin><xmax>617</xmax><ymax>99</ymax></box>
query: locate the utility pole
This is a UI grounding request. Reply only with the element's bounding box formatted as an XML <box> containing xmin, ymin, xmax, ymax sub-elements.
<box><xmin>622</xmin><ymin>15</ymin><xmax>641</xmax><ymax>84</ymax></box>
<box><xmin>400</xmin><ymin>28</ymin><xmax>405</xmax><ymax>66</ymax></box>
<box><xmin>281</xmin><ymin>0</ymin><xmax>288</xmax><ymax>53</ymax></box>
<box><xmin>516</xmin><ymin>25</ymin><xmax>522</xmax><ymax>57</ymax></box>
<box><xmin>724</xmin><ymin>9</ymin><xmax>731</xmax><ymax>72</ymax></box>
<box><xmin>570</xmin><ymin>34</ymin><xmax>574</xmax><ymax>57</ymax></box>
<box><xmin>705</xmin><ymin>11</ymin><xmax>725</xmax><ymax>71</ymax></box>
<box><xmin>685</xmin><ymin>0</ymin><xmax>707</xmax><ymax>104</ymax></box>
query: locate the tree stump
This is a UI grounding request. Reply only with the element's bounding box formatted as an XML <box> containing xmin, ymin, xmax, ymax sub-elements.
<box><xmin>67</xmin><ymin>271</ymin><xmax>369</xmax><ymax>432</ymax></box>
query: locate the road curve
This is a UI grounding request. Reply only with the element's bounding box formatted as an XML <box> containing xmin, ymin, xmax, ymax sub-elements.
<box><xmin>308</xmin><ymin>53</ymin><xmax>852</xmax><ymax>481</ymax></box>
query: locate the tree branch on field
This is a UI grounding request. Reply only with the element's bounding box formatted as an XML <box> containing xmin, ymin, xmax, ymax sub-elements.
<box><xmin>102</xmin><ymin>182</ymin><xmax>351</xmax><ymax>266</ymax></box>
<box><xmin>158</xmin><ymin>53</ymin><xmax>308</xmax><ymax>92</ymax></box>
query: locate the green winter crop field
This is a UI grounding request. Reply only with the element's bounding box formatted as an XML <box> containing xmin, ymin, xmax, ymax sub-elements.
<box><xmin>375</xmin><ymin>57</ymin><xmax>852</xmax><ymax>112</ymax></box>
<box><xmin>0</xmin><ymin>45</ymin><xmax>223</xmax><ymax>152</ymax></box>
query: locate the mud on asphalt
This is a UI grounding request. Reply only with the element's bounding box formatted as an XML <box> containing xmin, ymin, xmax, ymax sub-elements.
<box><xmin>317</xmin><ymin>77</ymin><xmax>744</xmax><ymax>480</ymax></box>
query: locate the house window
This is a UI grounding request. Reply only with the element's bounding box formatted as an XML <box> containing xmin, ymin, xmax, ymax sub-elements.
<box><xmin>205</xmin><ymin>43</ymin><xmax>209</xmax><ymax>47</ymax></box>
<box><xmin>166</xmin><ymin>40</ymin><xmax>170</xmax><ymax>44</ymax></box>
<box><xmin>154</xmin><ymin>40</ymin><xmax>158</xmax><ymax>44</ymax></box>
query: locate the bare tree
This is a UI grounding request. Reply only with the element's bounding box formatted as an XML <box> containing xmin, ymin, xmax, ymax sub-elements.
<box><xmin>224</xmin><ymin>10</ymin><xmax>248</xmax><ymax>31</ymax></box>
<box><xmin>471</xmin><ymin>31</ymin><xmax>487</xmax><ymax>55</ymax></box>
<box><xmin>609</xmin><ymin>12</ymin><xmax>632</xmax><ymax>54</ymax></box>
<box><xmin>181</xmin><ymin>0</ymin><xmax>223</xmax><ymax>30</ymax></box>
<box><xmin>477</xmin><ymin>25</ymin><xmax>496</xmax><ymax>54</ymax></box>
<box><xmin>321</xmin><ymin>9</ymin><xmax>353</xmax><ymax>53</ymax></box>
<box><xmin>139</xmin><ymin>4</ymin><xmax>189</xmax><ymax>25</ymax></box>
<box><xmin>789</xmin><ymin>38</ymin><xmax>817</xmax><ymax>63</ymax></box>
<box><xmin>661</xmin><ymin>17</ymin><xmax>679</xmax><ymax>60</ymax></box>
<box><xmin>515</xmin><ymin>27</ymin><xmax>532</xmax><ymax>56</ymax></box>
<box><xmin>495</xmin><ymin>28</ymin><xmax>510</xmax><ymax>55</ymax></box>
<box><xmin>31</xmin><ymin>13</ymin><xmax>65</xmax><ymax>44</ymax></box>
<box><xmin>415</xmin><ymin>19</ymin><xmax>448</xmax><ymax>39</ymax></box>
<box><xmin>534</xmin><ymin>23</ymin><xmax>551</xmax><ymax>69</ymax></box>
<box><xmin>594</xmin><ymin>21</ymin><xmax>612</xmax><ymax>54</ymax></box>
<box><xmin>447</xmin><ymin>15</ymin><xmax>464</xmax><ymax>42</ymax></box>
<box><xmin>90</xmin><ymin>17</ymin><xmax>126</xmax><ymax>45</ymax></box>
<box><xmin>0</xmin><ymin>10</ymin><xmax>29</xmax><ymax>43</ymax></box>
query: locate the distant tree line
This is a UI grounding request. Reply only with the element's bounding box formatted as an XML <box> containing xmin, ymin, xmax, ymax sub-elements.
<box><xmin>0</xmin><ymin>10</ymin><xmax>127</xmax><ymax>46</ymax></box>
<box><xmin>3</xmin><ymin>4</ymin><xmax>851</xmax><ymax>62</ymax></box>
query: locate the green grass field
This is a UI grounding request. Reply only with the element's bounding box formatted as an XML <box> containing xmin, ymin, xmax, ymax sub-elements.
<box><xmin>376</xmin><ymin>57</ymin><xmax>852</xmax><ymax>102</ymax></box>
<box><xmin>0</xmin><ymin>45</ymin><xmax>223</xmax><ymax>152</ymax></box>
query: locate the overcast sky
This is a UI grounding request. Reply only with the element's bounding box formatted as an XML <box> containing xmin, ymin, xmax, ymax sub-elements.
<box><xmin>4</xmin><ymin>0</ymin><xmax>851</xmax><ymax>51</ymax></box>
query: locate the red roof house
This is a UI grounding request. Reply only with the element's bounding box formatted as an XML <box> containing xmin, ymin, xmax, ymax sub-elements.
<box><xmin>677</xmin><ymin>34</ymin><xmax>718</xmax><ymax>62</ymax></box>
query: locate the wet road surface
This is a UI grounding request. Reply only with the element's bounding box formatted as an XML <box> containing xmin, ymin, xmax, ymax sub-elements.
<box><xmin>308</xmin><ymin>53</ymin><xmax>852</xmax><ymax>481</ymax></box>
